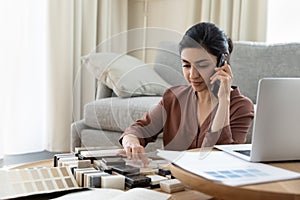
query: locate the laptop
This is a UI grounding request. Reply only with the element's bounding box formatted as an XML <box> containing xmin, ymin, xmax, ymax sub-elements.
<box><xmin>215</xmin><ymin>78</ymin><xmax>300</xmax><ymax>162</ymax></box>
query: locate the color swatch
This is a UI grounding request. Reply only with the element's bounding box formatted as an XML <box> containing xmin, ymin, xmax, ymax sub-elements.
<box><xmin>0</xmin><ymin>166</ymin><xmax>80</xmax><ymax>199</ymax></box>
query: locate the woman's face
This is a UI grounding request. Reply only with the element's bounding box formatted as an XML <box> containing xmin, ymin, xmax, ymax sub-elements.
<box><xmin>181</xmin><ymin>48</ymin><xmax>217</xmax><ymax>92</ymax></box>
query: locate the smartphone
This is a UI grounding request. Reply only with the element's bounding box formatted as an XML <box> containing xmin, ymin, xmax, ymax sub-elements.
<box><xmin>211</xmin><ymin>54</ymin><xmax>227</xmax><ymax>97</ymax></box>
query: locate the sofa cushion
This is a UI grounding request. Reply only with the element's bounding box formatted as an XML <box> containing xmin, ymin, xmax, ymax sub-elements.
<box><xmin>86</xmin><ymin>52</ymin><xmax>171</xmax><ymax>97</ymax></box>
<box><xmin>84</xmin><ymin>96</ymin><xmax>162</xmax><ymax>132</ymax></box>
<box><xmin>231</xmin><ymin>42</ymin><xmax>300</xmax><ymax>103</ymax></box>
<box><xmin>80</xmin><ymin>129</ymin><xmax>122</xmax><ymax>148</ymax></box>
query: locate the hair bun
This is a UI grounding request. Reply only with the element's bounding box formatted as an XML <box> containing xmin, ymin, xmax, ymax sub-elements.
<box><xmin>227</xmin><ymin>37</ymin><xmax>234</xmax><ymax>54</ymax></box>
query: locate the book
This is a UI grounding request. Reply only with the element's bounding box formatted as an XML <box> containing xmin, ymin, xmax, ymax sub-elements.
<box><xmin>51</xmin><ymin>188</ymin><xmax>171</xmax><ymax>200</ymax></box>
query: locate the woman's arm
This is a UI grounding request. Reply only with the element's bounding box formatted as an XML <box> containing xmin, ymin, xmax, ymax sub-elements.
<box><xmin>118</xmin><ymin>97</ymin><xmax>166</xmax><ymax>167</ymax></box>
<box><xmin>202</xmin><ymin>93</ymin><xmax>254</xmax><ymax>147</ymax></box>
<box><xmin>202</xmin><ymin>62</ymin><xmax>254</xmax><ymax>146</ymax></box>
<box><xmin>119</xmin><ymin>100</ymin><xmax>165</xmax><ymax>147</ymax></box>
<box><xmin>201</xmin><ymin>96</ymin><xmax>230</xmax><ymax>147</ymax></box>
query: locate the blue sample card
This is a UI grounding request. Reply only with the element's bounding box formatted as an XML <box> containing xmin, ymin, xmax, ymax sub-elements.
<box><xmin>204</xmin><ymin>168</ymin><xmax>270</xmax><ymax>179</ymax></box>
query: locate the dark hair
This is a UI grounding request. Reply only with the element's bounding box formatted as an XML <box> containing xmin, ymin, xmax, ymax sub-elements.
<box><xmin>179</xmin><ymin>22</ymin><xmax>233</xmax><ymax>62</ymax></box>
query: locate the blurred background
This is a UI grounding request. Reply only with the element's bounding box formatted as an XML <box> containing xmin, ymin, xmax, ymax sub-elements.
<box><xmin>0</xmin><ymin>0</ymin><xmax>299</xmax><ymax>159</ymax></box>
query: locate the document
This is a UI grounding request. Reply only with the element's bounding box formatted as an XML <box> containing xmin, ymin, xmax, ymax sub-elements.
<box><xmin>157</xmin><ymin>150</ymin><xmax>300</xmax><ymax>186</ymax></box>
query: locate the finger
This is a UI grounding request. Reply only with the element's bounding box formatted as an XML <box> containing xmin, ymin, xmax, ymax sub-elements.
<box><xmin>138</xmin><ymin>148</ymin><xmax>149</xmax><ymax>167</ymax></box>
<box><xmin>117</xmin><ymin>149</ymin><xmax>126</xmax><ymax>156</ymax></box>
<box><xmin>210</xmin><ymin>71</ymin><xmax>222</xmax><ymax>84</ymax></box>
<box><xmin>131</xmin><ymin>145</ymin><xmax>141</xmax><ymax>163</ymax></box>
<box><xmin>210</xmin><ymin>75</ymin><xmax>218</xmax><ymax>85</ymax></box>
<box><xmin>213</xmin><ymin>67</ymin><xmax>228</xmax><ymax>78</ymax></box>
<box><xmin>125</xmin><ymin>146</ymin><xmax>132</xmax><ymax>159</ymax></box>
<box><xmin>210</xmin><ymin>69</ymin><xmax>219</xmax><ymax>82</ymax></box>
<box><xmin>210</xmin><ymin>73</ymin><xmax>231</xmax><ymax>86</ymax></box>
<box><xmin>215</xmin><ymin>63</ymin><xmax>230</xmax><ymax>74</ymax></box>
<box><xmin>215</xmin><ymin>70</ymin><xmax>232</xmax><ymax>78</ymax></box>
<box><xmin>220</xmin><ymin>61</ymin><xmax>233</xmax><ymax>77</ymax></box>
<box><xmin>213</xmin><ymin>69</ymin><xmax>233</xmax><ymax>83</ymax></box>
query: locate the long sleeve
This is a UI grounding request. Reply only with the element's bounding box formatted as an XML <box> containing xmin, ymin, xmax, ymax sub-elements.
<box><xmin>119</xmin><ymin>85</ymin><xmax>254</xmax><ymax>150</ymax></box>
<box><xmin>201</xmin><ymin>88</ymin><xmax>254</xmax><ymax>147</ymax></box>
<box><xmin>119</xmin><ymin>86</ymin><xmax>199</xmax><ymax>150</ymax></box>
<box><xmin>119</xmin><ymin>100</ymin><xmax>166</xmax><ymax>147</ymax></box>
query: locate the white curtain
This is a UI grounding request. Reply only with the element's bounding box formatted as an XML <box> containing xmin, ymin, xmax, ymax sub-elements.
<box><xmin>0</xmin><ymin>0</ymin><xmax>47</xmax><ymax>155</ymax></box>
<box><xmin>187</xmin><ymin>0</ymin><xmax>268</xmax><ymax>42</ymax></box>
<box><xmin>45</xmin><ymin>0</ymin><xmax>128</xmax><ymax>152</ymax></box>
<box><xmin>0</xmin><ymin>0</ymin><xmax>128</xmax><ymax>156</ymax></box>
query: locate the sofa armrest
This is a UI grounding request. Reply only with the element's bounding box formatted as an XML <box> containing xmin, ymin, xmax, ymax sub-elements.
<box><xmin>70</xmin><ymin>120</ymin><xmax>99</xmax><ymax>152</ymax></box>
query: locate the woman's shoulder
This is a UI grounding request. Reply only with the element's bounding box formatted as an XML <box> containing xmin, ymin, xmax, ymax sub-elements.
<box><xmin>165</xmin><ymin>85</ymin><xmax>193</xmax><ymax>93</ymax></box>
<box><xmin>230</xmin><ymin>86</ymin><xmax>254</xmax><ymax>110</ymax></box>
<box><xmin>164</xmin><ymin>85</ymin><xmax>193</xmax><ymax>96</ymax></box>
<box><xmin>161</xmin><ymin>85</ymin><xmax>195</xmax><ymax>103</ymax></box>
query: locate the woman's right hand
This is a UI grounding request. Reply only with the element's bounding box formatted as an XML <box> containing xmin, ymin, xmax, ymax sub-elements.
<box><xmin>120</xmin><ymin>134</ymin><xmax>149</xmax><ymax>167</ymax></box>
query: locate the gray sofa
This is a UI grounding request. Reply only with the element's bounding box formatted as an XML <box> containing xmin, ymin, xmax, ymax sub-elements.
<box><xmin>71</xmin><ymin>41</ymin><xmax>300</xmax><ymax>152</ymax></box>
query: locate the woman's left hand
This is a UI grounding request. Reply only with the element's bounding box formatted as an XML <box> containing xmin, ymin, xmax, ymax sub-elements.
<box><xmin>210</xmin><ymin>61</ymin><xmax>233</xmax><ymax>99</ymax></box>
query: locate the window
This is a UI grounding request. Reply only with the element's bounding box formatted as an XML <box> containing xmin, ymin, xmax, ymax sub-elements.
<box><xmin>267</xmin><ymin>0</ymin><xmax>300</xmax><ymax>42</ymax></box>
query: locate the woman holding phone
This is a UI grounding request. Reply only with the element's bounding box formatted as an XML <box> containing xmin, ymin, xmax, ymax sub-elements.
<box><xmin>119</xmin><ymin>22</ymin><xmax>254</xmax><ymax>166</ymax></box>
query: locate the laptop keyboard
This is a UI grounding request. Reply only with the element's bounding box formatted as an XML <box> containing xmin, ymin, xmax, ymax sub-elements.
<box><xmin>234</xmin><ymin>150</ymin><xmax>251</xmax><ymax>157</ymax></box>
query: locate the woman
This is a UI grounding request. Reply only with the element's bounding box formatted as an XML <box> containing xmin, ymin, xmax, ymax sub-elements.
<box><xmin>119</xmin><ymin>22</ymin><xmax>254</xmax><ymax>166</ymax></box>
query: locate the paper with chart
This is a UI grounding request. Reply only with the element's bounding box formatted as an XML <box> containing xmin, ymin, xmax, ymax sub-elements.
<box><xmin>157</xmin><ymin>150</ymin><xmax>300</xmax><ymax>186</ymax></box>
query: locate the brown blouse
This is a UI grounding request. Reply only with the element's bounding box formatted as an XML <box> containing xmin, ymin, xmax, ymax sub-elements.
<box><xmin>119</xmin><ymin>85</ymin><xmax>254</xmax><ymax>150</ymax></box>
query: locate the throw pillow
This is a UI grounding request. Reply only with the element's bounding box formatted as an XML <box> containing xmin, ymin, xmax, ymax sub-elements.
<box><xmin>86</xmin><ymin>52</ymin><xmax>171</xmax><ymax>97</ymax></box>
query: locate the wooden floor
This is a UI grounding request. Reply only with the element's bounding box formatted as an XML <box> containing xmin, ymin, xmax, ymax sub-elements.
<box><xmin>0</xmin><ymin>150</ymin><xmax>60</xmax><ymax>168</ymax></box>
